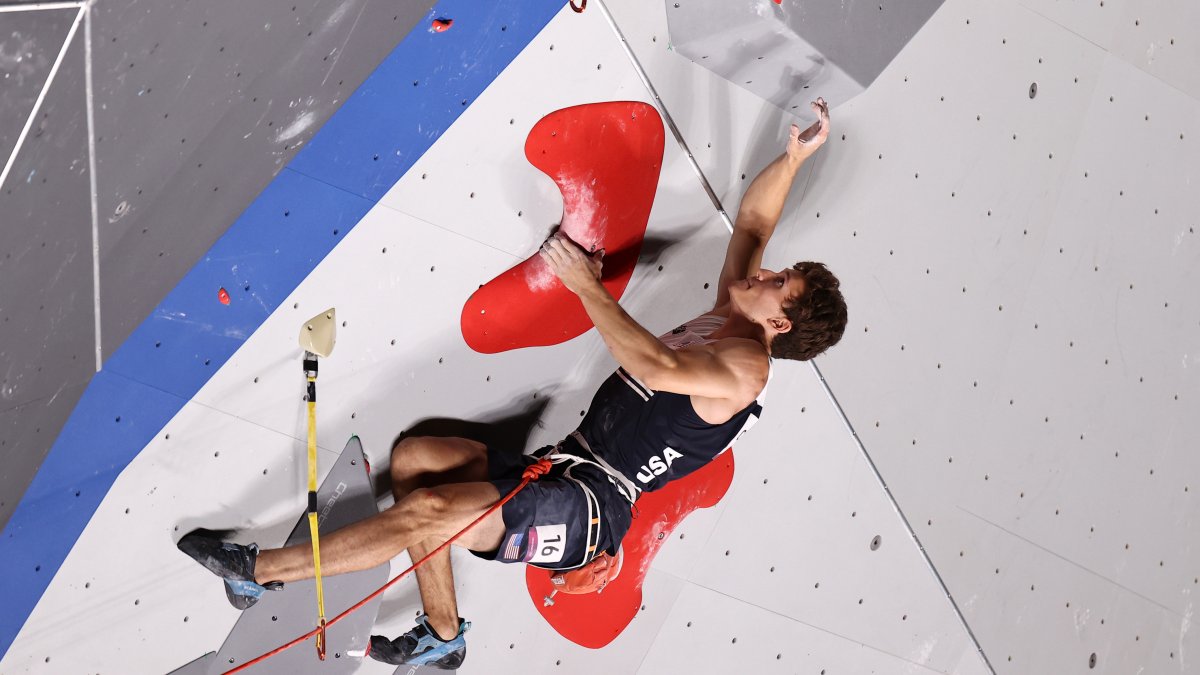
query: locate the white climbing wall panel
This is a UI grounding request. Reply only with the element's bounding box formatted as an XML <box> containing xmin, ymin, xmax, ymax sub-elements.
<box><xmin>3</xmin><ymin>0</ymin><xmax>1198</xmax><ymax>673</ymax></box>
<box><xmin>780</xmin><ymin>0</ymin><xmax>1200</xmax><ymax>672</ymax></box>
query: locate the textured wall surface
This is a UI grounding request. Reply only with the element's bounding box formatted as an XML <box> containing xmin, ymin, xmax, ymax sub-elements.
<box><xmin>0</xmin><ymin>4</ymin><xmax>93</xmax><ymax>537</ymax></box>
<box><xmin>1</xmin><ymin>0</ymin><xmax>1197</xmax><ymax>673</ymax></box>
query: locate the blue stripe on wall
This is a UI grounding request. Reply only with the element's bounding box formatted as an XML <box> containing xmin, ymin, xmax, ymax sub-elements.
<box><xmin>103</xmin><ymin>172</ymin><xmax>375</xmax><ymax>397</ymax></box>
<box><xmin>0</xmin><ymin>0</ymin><xmax>565</xmax><ymax>659</ymax></box>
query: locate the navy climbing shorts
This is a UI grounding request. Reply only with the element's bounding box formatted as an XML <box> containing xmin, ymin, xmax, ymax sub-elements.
<box><xmin>471</xmin><ymin>438</ymin><xmax>633</xmax><ymax>571</ymax></box>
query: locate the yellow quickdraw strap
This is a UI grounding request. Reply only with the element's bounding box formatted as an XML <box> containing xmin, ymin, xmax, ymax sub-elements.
<box><xmin>305</xmin><ymin>367</ymin><xmax>328</xmax><ymax>660</ymax></box>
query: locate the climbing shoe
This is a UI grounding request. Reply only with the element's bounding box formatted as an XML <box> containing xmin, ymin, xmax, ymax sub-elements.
<box><xmin>177</xmin><ymin>529</ymin><xmax>283</xmax><ymax>610</ymax></box>
<box><xmin>368</xmin><ymin>613</ymin><xmax>471</xmax><ymax>669</ymax></box>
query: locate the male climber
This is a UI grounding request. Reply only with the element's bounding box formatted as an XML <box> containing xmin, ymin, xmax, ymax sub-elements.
<box><xmin>178</xmin><ymin>98</ymin><xmax>847</xmax><ymax>669</ymax></box>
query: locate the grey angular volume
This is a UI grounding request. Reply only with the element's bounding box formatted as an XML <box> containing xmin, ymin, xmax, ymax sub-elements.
<box><xmin>665</xmin><ymin>0</ymin><xmax>944</xmax><ymax>114</ymax></box>
<box><xmin>168</xmin><ymin>436</ymin><xmax>388</xmax><ymax>674</ymax></box>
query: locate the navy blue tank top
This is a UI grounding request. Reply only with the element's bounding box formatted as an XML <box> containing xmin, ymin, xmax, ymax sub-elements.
<box><xmin>576</xmin><ymin>312</ymin><xmax>771</xmax><ymax>495</ymax></box>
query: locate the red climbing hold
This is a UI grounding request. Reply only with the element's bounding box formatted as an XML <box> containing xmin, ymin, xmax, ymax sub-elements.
<box><xmin>218</xmin><ymin>287</ymin><xmax>231</xmax><ymax>305</ymax></box>
<box><xmin>431</xmin><ymin>18</ymin><xmax>453</xmax><ymax>32</ymax></box>
<box><xmin>526</xmin><ymin>451</ymin><xmax>735</xmax><ymax>647</ymax></box>
<box><xmin>460</xmin><ymin>101</ymin><xmax>664</xmax><ymax>353</ymax></box>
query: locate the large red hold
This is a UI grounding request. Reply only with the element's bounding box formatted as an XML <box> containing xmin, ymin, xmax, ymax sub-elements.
<box><xmin>526</xmin><ymin>451</ymin><xmax>735</xmax><ymax>647</ymax></box>
<box><xmin>460</xmin><ymin>101</ymin><xmax>664</xmax><ymax>353</ymax></box>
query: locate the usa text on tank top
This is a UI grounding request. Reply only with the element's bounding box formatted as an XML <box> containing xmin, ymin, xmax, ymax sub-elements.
<box><xmin>577</xmin><ymin>312</ymin><xmax>772</xmax><ymax>494</ymax></box>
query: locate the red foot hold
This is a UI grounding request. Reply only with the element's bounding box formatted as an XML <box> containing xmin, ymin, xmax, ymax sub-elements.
<box><xmin>218</xmin><ymin>287</ymin><xmax>231</xmax><ymax>305</ymax></box>
<box><xmin>431</xmin><ymin>18</ymin><xmax>453</xmax><ymax>32</ymax></box>
<box><xmin>526</xmin><ymin>451</ymin><xmax>735</xmax><ymax>648</ymax></box>
<box><xmin>460</xmin><ymin>101</ymin><xmax>665</xmax><ymax>353</ymax></box>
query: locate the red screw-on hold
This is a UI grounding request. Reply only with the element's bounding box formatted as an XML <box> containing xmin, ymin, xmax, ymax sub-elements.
<box><xmin>431</xmin><ymin>18</ymin><xmax>453</xmax><ymax>32</ymax></box>
<box><xmin>218</xmin><ymin>287</ymin><xmax>231</xmax><ymax>305</ymax></box>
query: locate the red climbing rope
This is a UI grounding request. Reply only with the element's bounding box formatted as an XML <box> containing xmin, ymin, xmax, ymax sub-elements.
<box><xmin>569</xmin><ymin>0</ymin><xmax>587</xmax><ymax>13</ymax></box>
<box><xmin>221</xmin><ymin>458</ymin><xmax>554</xmax><ymax>674</ymax></box>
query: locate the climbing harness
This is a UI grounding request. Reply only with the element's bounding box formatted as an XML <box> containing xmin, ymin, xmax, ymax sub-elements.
<box><xmin>298</xmin><ymin>309</ymin><xmax>337</xmax><ymax>661</ymax></box>
<box><xmin>221</xmin><ymin>457</ymin><xmax>556</xmax><ymax>674</ymax></box>
<box><xmin>535</xmin><ymin>432</ymin><xmax>636</xmax><ymax>606</ymax></box>
<box><xmin>555</xmin><ymin>431</ymin><xmax>640</xmax><ymax>505</ymax></box>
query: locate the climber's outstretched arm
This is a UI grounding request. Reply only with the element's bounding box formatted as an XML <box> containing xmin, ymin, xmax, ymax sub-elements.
<box><xmin>712</xmin><ymin>98</ymin><xmax>831</xmax><ymax>312</ymax></box>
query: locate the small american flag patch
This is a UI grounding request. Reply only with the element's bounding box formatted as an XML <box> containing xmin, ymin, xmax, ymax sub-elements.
<box><xmin>503</xmin><ymin>533</ymin><xmax>524</xmax><ymax>560</ymax></box>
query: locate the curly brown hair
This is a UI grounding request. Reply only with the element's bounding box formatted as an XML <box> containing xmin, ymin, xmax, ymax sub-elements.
<box><xmin>771</xmin><ymin>261</ymin><xmax>847</xmax><ymax>361</ymax></box>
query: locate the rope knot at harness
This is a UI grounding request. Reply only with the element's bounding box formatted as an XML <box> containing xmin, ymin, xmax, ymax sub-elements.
<box><xmin>522</xmin><ymin>457</ymin><xmax>555</xmax><ymax>481</ymax></box>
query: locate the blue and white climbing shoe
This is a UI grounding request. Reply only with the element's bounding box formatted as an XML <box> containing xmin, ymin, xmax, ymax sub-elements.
<box><xmin>177</xmin><ymin>529</ymin><xmax>283</xmax><ymax>610</ymax></box>
<box><xmin>368</xmin><ymin>614</ymin><xmax>471</xmax><ymax>670</ymax></box>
